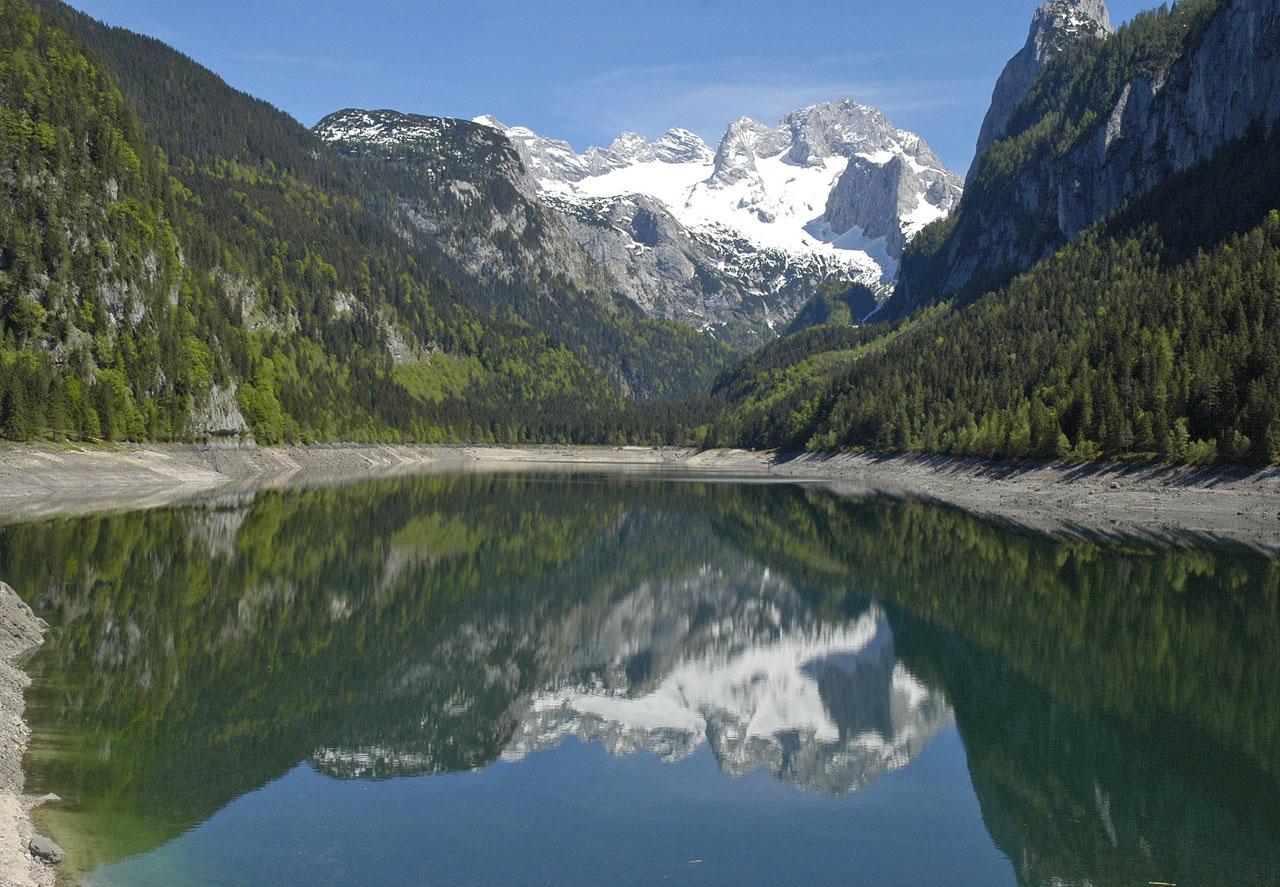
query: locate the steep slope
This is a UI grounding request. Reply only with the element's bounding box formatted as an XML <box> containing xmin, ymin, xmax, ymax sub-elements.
<box><xmin>5</xmin><ymin>0</ymin><xmax>692</xmax><ymax>446</ymax></box>
<box><xmin>966</xmin><ymin>0</ymin><xmax>1115</xmax><ymax>186</ymax></box>
<box><xmin>478</xmin><ymin>101</ymin><xmax>960</xmax><ymax>340</ymax></box>
<box><xmin>0</xmin><ymin>0</ymin><xmax>195</xmax><ymax>442</ymax></box>
<box><xmin>709</xmin><ymin>0</ymin><xmax>1280</xmax><ymax>465</ymax></box>
<box><xmin>314</xmin><ymin>109</ymin><xmax>734</xmax><ymax>399</ymax></box>
<box><xmin>892</xmin><ymin>0</ymin><xmax>1268</xmax><ymax>316</ymax></box>
<box><xmin>313</xmin><ymin>109</ymin><xmax>603</xmax><ymax>297</ymax></box>
<box><xmin>780</xmin><ymin>280</ymin><xmax>879</xmax><ymax>336</ymax></box>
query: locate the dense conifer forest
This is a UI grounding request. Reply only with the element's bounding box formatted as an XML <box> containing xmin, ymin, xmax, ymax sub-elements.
<box><xmin>0</xmin><ymin>0</ymin><xmax>720</xmax><ymax>446</ymax></box>
<box><xmin>706</xmin><ymin>121</ymin><xmax>1280</xmax><ymax>462</ymax></box>
<box><xmin>703</xmin><ymin>0</ymin><xmax>1280</xmax><ymax>465</ymax></box>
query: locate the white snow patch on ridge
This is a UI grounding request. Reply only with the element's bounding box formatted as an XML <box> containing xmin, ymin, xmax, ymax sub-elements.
<box><xmin>476</xmin><ymin>99</ymin><xmax>962</xmax><ymax>287</ymax></box>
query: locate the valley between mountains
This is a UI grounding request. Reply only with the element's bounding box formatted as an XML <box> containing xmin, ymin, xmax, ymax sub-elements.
<box><xmin>1</xmin><ymin>0</ymin><xmax>1279</xmax><ymax>468</ymax></box>
<box><xmin>2</xmin><ymin>3</ymin><xmax>1280</xmax><ymax>883</ymax></box>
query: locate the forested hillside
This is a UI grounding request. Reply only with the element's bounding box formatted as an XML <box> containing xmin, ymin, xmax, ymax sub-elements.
<box><xmin>0</xmin><ymin>0</ymin><xmax>729</xmax><ymax>447</ymax></box>
<box><xmin>314</xmin><ymin>109</ymin><xmax>733</xmax><ymax>400</ymax></box>
<box><xmin>708</xmin><ymin>0</ymin><xmax>1280</xmax><ymax>465</ymax></box>
<box><xmin>0</xmin><ymin>0</ymin><xmax>190</xmax><ymax>441</ymax></box>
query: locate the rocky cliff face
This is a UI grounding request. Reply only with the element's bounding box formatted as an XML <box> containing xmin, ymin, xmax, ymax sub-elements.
<box><xmin>828</xmin><ymin>152</ymin><xmax>962</xmax><ymax>258</ymax></box>
<box><xmin>547</xmin><ymin>192</ymin><xmax>870</xmax><ymax>336</ymax></box>
<box><xmin>896</xmin><ymin>0</ymin><xmax>1279</xmax><ymax>316</ymax></box>
<box><xmin>478</xmin><ymin>100</ymin><xmax>960</xmax><ymax>340</ymax></box>
<box><xmin>966</xmin><ymin>0</ymin><xmax>1115</xmax><ymax>186</ymax></box>
<box><xmin>315</xmin><ymin>109</ymin><xmax>608</xmax><ymax>298</ymax></box>
<box><xmin>1057</xmin><ymin>0</ymin><xmax>1279</xmax><ymax>238</ymax></box>
<box><xmin>317</xmin><ymin>102</ymin><xmax>964</xmax><ymax>344</ymax></box>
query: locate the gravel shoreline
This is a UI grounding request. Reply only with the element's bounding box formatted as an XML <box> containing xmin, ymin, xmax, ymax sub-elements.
<box><xmin>772</xmin><ymin>451</ymin><xmax>1280</xmax><ymax>552</ymax></box>
<box><xmin>2</xmin><ymin>441</ymin><xmax>1279</xmax><ymax>549</ymax></box>
<box><xmin>0</xmin><ymin>582</ymin><xmax>54</xmax><ymax>887</ymax></box>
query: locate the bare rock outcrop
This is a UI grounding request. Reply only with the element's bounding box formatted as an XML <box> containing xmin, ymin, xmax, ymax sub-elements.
<box><xmin>966</xmin><ymin>0</ymin><xmax>1115</xmax><ymax>186</ymax></box>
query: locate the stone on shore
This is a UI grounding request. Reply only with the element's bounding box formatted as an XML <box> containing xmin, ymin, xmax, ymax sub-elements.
<box><xmin>28</xmin><ymin>835</ymin><xmax>63</xmax><ymax>865</ymax></box>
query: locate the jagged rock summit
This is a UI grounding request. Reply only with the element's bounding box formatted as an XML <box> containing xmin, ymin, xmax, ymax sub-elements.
<box><xmin>897</xmin><ymin>0</ymin><xmax>1280</xmax><ymax>317</ymax></box>
<box><xmin>482</xmin><ymin>100</ymin><xmax>962</xmax><ymax>281</ymax></box>
<box><xmin>966</xmin><ymin>0</ymin><xmax>1115</xmax><ymax>185</ymax></box>
<box><xmin>318</xmin><ymin>101</ymin><xmax>961</xmax><ymax>342</ymax></box>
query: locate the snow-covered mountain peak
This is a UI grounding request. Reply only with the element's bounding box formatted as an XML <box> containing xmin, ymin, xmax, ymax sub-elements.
<box><xmin>708</xmin><ymin>117</ymin><xmax>772</xmax><ymax>189</ymax></box>
<box><xmin>481</xmin><ymin>117</ymin><xmax>593</xmax><ymax>183</ymax></box>
<box><xmin>475</xmin><ymin>100</ymin><xmax>961</xmax><ymax>287</ymax></box>
<box><xmin>471</xmin><ymin>113</ymin><xmax>505</xmax><ymax>130</ymax></box>
<box><xmin>583</xmin><ymin>131</ymin><xmax>655</xmax><ymax>174</ymax></box>
<box><xmin>320</xmin><ymin>103</ymin><xmax>956</xmax><ymax>342</ymax></box>
<box><xmin>723</xmin><ymin>116</ymin><xmax>790</xmax><ymax>157</ymax></box>
<box><xmin>782</xmin><ymin>99</ymin><xmax>893</xmax><ymax>165</ymax></box>
<box><xmin>609</xmin><ymin>131</ymin><xmax>652</xmax><ymax>158</ymax></box>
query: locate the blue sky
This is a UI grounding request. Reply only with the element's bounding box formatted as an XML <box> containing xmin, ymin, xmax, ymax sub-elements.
<box><xmin>64</xmin><ymin>0</ymin><xmax>1154</xmax><ymax>174</ymax></box>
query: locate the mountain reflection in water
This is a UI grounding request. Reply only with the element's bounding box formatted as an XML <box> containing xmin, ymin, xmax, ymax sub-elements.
<box><xmin>501</xmin><ymin>575</ymin><xmax>948</xmax><ymax>796</ymax></box>
<box><xmin>0</xmin><ymin>472</ymin><xmax>1276</xmax><ymax>886</ymax></box>
<box><xmin>306</xmin><ymin>559</ymin><xmax>949</xmax><ymax>796</ymax></box>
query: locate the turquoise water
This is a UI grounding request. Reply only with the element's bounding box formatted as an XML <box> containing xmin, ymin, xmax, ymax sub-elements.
<box><xmin>2</xmin><ymin>472</ymin><xmax>1277</xmax><ymax>885</ymax></box>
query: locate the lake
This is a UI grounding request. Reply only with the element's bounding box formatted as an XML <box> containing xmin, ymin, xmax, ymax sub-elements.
<box><xmin>2</xmin><ymin>471</ymin><xmax>1278</xmax><ymax>885</ymax></box>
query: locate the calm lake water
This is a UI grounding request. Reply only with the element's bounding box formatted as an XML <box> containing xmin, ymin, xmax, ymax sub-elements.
<box><xmin>2</xmin><ymin>471</ymin><xmax>1279</xmax><ymax>886</ymax></box>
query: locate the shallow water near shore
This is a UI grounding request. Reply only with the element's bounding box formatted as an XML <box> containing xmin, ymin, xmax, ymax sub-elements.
<box><xmin>2</xmin><ymin>471</ymin><xmax>1279</xmax><ymax>885</ymax></box>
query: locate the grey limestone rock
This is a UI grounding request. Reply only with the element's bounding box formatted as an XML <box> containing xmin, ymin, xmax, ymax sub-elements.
<box><xmin>29</xmin><ymin>835</ymin><xmax>65</xmax><ymax>865</ymax></box>
<box><xmin>1051</xmin><ymin>0</ymin><xmax>1280</xmax><ymax>242</ymax></box>
<box><xmin>652</xmin><ymin>128</ymin><xmax>715</xmax><ymax>164</ymax></box>
<box><xmin>907</xmin><ymin>0</ymin><xmax>1279</xmax><ymax>315</ymax></box>
<box><xmin>325</xmin><ymin>99</ymin><xmax>959</xmax><ymax>342</ymax></box>
<box><xmin>783</xmin><ymin>99</ymin><xmax>901</xmax><ymax>166</ymax></box>
<box><xmin>967</xmin><ymin>0</ymin><xmax>1115</xmax><ymax>186</ymax></box>
<box><xmin>707</xmin><ymin>117</ymin><xmax>778</xmax><ymax>188</ymax></box>
<box><xmin>549</xmin><ymin>193</ymin><xmax>843</xmax><ymax>342</ymax></box>
<box><xmin>826</xmin><ymin>154</ymin><xmax>963</xmax><ymax>259</ymax></box>
<box><xmin>190</xmin><ymin>384</ymin><xmax>250</xmax><ymax>439</ymax></box>
<box><xmin>480</xmin><ymin>115</ymin><xmax>591</xmax><ymax>184</ymax></box>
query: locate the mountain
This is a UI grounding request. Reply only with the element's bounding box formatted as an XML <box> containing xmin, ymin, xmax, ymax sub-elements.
<box><xmin>2</xmin><ymin>0</ymin><xmax>645</xmax><ymax>446</ymax></box>
<box><xmin>312</xmin><ymin>109</ymin><xmax>601</xmax><ymax>292</ymax></box>
<box><xmin>893</xmin><ymin>0</ymin><xmax>1274</xmax><ymax>316</ymax></box>
<box><xmin>476</xmin><ymin>100</ymin><xmax>961</xmax><ymax>340</ymax></box>
<box><xmin>966</xmin><ymin>0</ymin><xmax>1115</xmax><ymax>186</ymax></box>
<box><xmin>708</xmin><ymin>0</ymin><xmax>1280</xmax><ymax>465</ymax></box>
<box><xmin>313</xmin><ymin>108</ymin><xmax>734</xmax><ymax>399</ymax></box>
<box><xmin>1</xmin><ymin>0</ymin><xmax>740</xmax><ymax>448</ymax></box>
